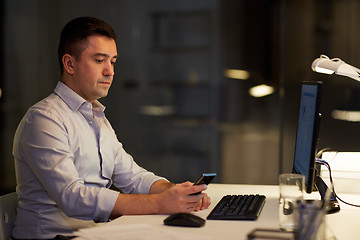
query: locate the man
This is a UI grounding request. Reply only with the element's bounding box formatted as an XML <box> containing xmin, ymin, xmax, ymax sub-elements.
<box><xmin>12</xmin><ymin>17</ymin><xmax>210</xmax><ymax>240</ymax></box>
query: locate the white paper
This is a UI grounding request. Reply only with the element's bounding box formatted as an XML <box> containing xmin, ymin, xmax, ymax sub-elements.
<box><xmin>74</xmin><ymin>223</ymin><xmax>215</xmax><ymax>240</ymax></box>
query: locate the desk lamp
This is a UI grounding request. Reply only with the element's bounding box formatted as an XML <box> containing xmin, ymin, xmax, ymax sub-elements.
<box><xmin>311</xmin><ymin>55</ymin><xmax>360</xmax><ymax>210</ymax></box>
<box><xmin>311</xmin><ymin>54</ymin><xmax>360</xmax><ymax>82</ymax></box>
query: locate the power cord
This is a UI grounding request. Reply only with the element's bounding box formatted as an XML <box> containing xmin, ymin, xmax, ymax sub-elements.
<box><xmin>316</xmin><ymin>158</ymin><xmax>360</xmax><ymax>208</ymax></box>
<box><xmin>315</xmin><ymin>148</ymin><xmax>332</xmax><ymax>158</ymax></box>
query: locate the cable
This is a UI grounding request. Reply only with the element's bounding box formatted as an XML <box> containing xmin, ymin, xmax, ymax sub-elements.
<box><xmin>316</xmin><ymin>158</ymin><xmax>360</xmax><ymax>208</ymax></box>
<box><xmin>315</xmin><ymin>148</ymin><xmax>334</xmax><ymax>158</ymax></box>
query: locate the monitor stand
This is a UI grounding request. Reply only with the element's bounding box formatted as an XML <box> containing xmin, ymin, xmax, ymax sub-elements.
<box><xmin>314</xmin><ymin>168</ymin><xmax>341</xmax><ymax>214</ymax></box>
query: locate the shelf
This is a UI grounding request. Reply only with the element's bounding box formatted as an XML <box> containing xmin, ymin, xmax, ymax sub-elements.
<box><xmin>152</xmin><ymin>46</ymin><xmax>211</xmax><ymax>52</ymax></box>
<box><xmin>152</xmin><ymin>10</ymin><xmax>211</xmax><ymax>49</ymax></box>
<box><xmin>148</xmin><ymin>80</ymin><xmax>210</xmax><ymax>86</ymax></box>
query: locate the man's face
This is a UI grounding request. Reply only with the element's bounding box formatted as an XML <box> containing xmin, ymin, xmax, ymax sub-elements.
<box><xmin>71</xmin><ymin>35</ymin><xmax>117</xmax><ymax>103</ymax></box>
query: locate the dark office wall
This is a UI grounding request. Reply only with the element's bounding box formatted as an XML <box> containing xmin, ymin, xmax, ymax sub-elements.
<box><xmin>219</xmin><ymin>0</ymin><xmax>281</xmax><ymax>184</ymax></box>
<box><xmin>0</xmin><ymin>0</ymin><xmax>4</xmax><ymax>195</ymax></box>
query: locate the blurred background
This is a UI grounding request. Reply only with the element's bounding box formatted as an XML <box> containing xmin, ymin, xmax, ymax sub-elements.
<box><xmin>1</xmin><ymin>0</ymin><xmax>360</xmax><ymax>194</ymax></box>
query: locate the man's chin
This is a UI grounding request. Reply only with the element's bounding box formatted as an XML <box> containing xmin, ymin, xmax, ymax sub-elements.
<box><xmin>98</xmin><ymin>92</ymin><xmax>109</xmax><ymax>99</ymax></box>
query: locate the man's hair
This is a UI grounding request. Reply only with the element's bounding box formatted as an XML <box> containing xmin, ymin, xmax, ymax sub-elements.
<box><xmin>58</xmin><ymin>16</ymin><xmax>116</xmax><ymax>74</ymax></box>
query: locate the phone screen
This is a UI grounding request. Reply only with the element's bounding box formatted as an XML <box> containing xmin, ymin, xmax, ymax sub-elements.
<box><xmin>193</xmin><ymin>173</ymin><xmax>216</xmax><ymax>185</ymax></box>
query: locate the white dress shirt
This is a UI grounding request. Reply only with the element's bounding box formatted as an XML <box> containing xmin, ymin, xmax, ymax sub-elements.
<box><xmin>12</xmin><ymin>81</ymin><xmax>166</xmax><ymax>239</ymax></box>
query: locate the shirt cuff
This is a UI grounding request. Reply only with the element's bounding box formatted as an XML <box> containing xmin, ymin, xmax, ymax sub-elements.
<box><xmin>93</xmin><ymin>188</ymin><xmax>119</xmax><ymax>222</ymax></box>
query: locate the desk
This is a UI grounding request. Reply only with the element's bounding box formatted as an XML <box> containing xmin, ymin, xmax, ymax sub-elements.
<box><xmin>83</xmin><ymin>184</ymin><xmax>360</xmax><ymax>239</ymax></box>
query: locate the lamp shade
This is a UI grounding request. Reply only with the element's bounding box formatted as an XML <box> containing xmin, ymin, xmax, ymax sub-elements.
<box><xmin>311</xmin><ymin>55</ymin><xmax>360</xmax><ymax>82</ymax></box>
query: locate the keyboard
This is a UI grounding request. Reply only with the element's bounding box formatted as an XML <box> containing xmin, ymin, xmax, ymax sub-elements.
<box><xmin>207</xmin><ymin>194</ymin><xmax>266</xmax><ymax>220</ymax></box>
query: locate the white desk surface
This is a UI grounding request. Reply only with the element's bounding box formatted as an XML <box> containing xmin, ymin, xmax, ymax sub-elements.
<box><xmin>100</xmin><ymin>184</ymin><xmax>360</xmax><ymax>239</ymax></box>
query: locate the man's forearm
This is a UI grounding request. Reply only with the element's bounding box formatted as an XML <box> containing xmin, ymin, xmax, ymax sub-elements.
<box><xmin>149</xmin><ymin>179</ymin><xmax>175</xmax><ymax>194</ymax></box>
<box><xmin>109</xmin><ymin>181</ymin><xmax>208</xmax><ymax>219</ymax></box>
<box><xmin>109</xmin><ymin>193</ymin><xmax>161</xmax><ymax>219</ymax></box>
<box><xmin>109</xmin><ymin>180</ymin><xmax>174</xmax><ymax>218</ymax></box>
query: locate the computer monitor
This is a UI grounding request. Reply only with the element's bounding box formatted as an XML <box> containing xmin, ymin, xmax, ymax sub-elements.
<box><xmin>292</xmin><ymin>81</ymin><xmax>340</xmax><ymax>213</ymax></box>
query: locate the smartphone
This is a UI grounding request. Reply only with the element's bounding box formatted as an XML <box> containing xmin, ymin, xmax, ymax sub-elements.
<box><xmin>191</xmin><ymin>173</ymin><xmax>216</xmax><ymax>195</ymax></box>
<box><xmin>193</xmin><ymin>173</ymin><xmax>217</xmax><ymax>185</ymax></box>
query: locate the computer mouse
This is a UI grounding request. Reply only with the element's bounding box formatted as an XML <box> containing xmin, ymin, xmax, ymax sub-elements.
<box><xmin>163</xmin><ymin>212</ymin><xmax>206</xmax><ymax>227</ymax></box>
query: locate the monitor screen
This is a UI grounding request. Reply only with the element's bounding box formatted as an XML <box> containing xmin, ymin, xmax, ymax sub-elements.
<box><xmin>292</xmin><ymin>81</ymin><xmax>323</xmax><ymax>193</ymax></box>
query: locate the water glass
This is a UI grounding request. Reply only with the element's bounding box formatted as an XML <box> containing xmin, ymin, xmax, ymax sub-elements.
<box><xmin>279</xmin><ymin>173</ymin><xmax>305</xmax><ymax>232</ymax></box>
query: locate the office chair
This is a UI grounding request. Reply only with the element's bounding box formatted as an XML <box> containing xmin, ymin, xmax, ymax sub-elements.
<box><xmin>0</xmin><ymin>192</ymin><xmax>17</xmax><ymax>240</ymax></box>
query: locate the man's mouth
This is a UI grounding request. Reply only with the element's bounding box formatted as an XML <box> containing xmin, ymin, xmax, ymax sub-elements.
<box><xmin>99</xmin><ymin>80</ymin><xmax>111</xmax><ymax>86</ymax></box>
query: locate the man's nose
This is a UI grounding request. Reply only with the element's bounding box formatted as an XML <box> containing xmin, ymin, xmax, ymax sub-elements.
<box><xmin>103</xmin><ymin>62</ymin><xmax>115</xmax><ymax>76</ymax></box>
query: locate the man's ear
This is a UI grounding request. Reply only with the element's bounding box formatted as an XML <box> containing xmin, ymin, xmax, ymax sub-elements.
<box><xmin>62</xmin><ymin>54</ymin><xmax>75</xmax><ymax>74</ymax></box>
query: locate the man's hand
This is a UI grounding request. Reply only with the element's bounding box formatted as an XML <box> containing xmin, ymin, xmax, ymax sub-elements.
<box><xmin>156</xmin><ymin>181</ymin><xmax>211</xmax><ymax>214</ymax></box>
<box><xmin>195</xmin><ymin>192</ymin><xmax>211</xmax><ymax>212</ymax></box>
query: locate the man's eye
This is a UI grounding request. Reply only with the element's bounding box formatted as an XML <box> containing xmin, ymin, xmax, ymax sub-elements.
<box><xmin>96</xmin><ymin>59</ymin><xmax>104</xmax><ymax>63</ymax></box>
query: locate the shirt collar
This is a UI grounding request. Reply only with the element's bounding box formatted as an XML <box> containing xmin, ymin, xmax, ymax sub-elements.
<box><xmin>54</xmin><ymin>81</ymin><xmax>106</xmax><ymax>113</ymax></box>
